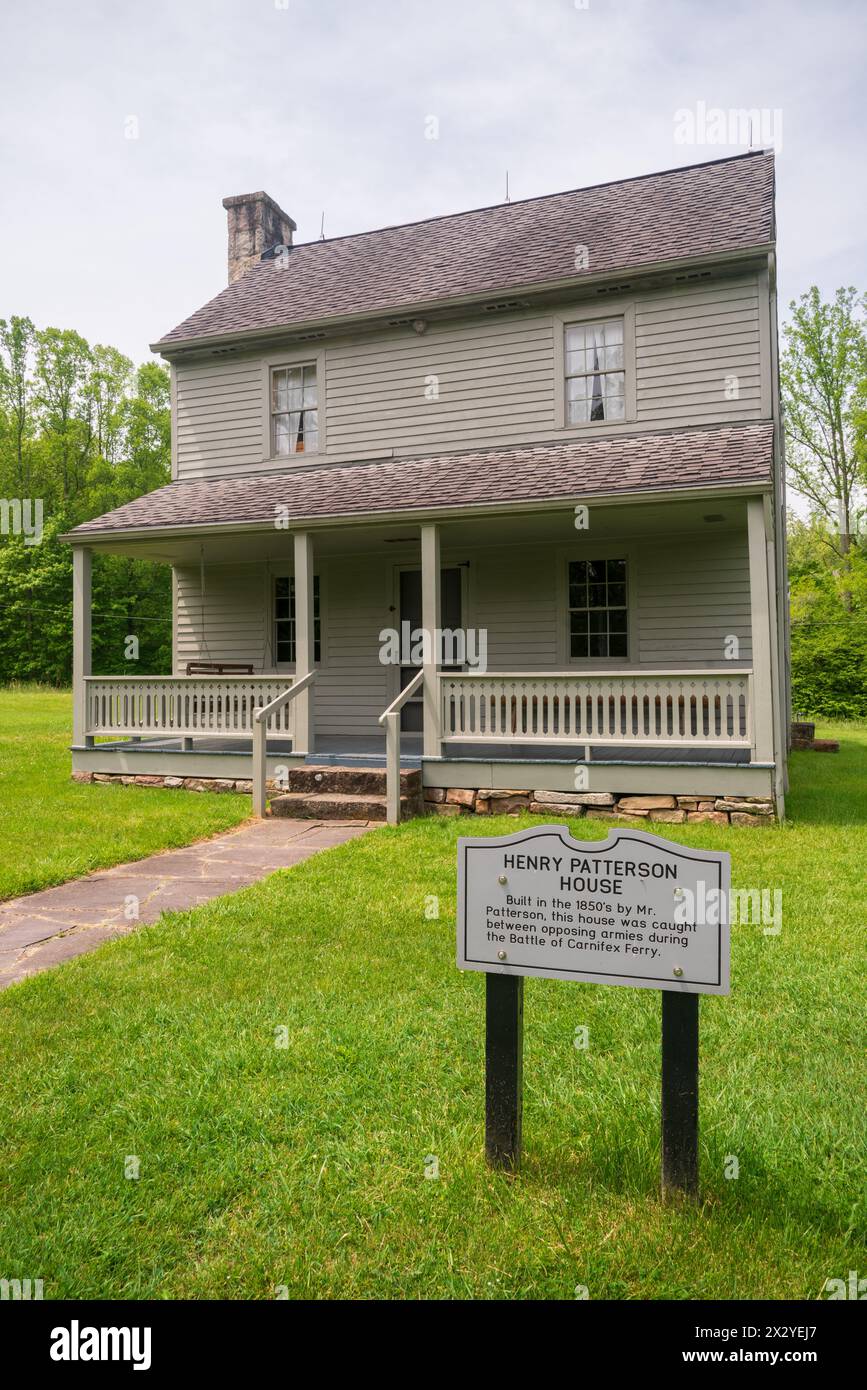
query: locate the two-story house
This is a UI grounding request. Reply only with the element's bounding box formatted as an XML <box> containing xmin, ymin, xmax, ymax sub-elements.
<box><xmin>64</xmin><ymin>150</ymin><xmax>789</xmax><ymax>826</ymax></box>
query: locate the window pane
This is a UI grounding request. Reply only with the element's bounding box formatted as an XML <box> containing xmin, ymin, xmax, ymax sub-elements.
<box><xmin>609</xmin><ymin>608</ymin><xmax>627</xmax><ymax>633</ymax></box>
<box><xmin>275</xmin><ymin>597</ymin><xmax>291</xmax><ymax>621</ymax></box>
<box><xmin>285</xmin><ymin>368</ymin><xmax>303</xmax><ymax>410</ymax></box>
<box><xmin>604</xmin><ymin>371</ymin><xmax>625</xmax><ymax>396</ymax></box>
<box><xmin>586</xmin><ymin>560</ymin><xmax>605</xmax><ymax>583</ymax></box>
<box><xmin>566</xmin><ymin>376</ymin><xmax>588</xmax><ymax>403</ymax></box>
<box><xmin>604</xmin><ymin>319</ymin><xmax>624</xmax><ymax>345</ymax></box>
<box><xmin>588</xmin><ymin>583</ymin><xmax>607</xmax><ymax>608</ymax></box>
<box><xmin>589</xmin><ymin>634</ymin><xmax>607</xmax><ymax>658</ymax></box>
<box><xmin>565</xmin><ymin>326</ymin><xmax>586</xmax><ymax>353</ymax></box>
<box><xmin>569</xmin><ymin>560</ymin><xmax>587</xmax><ymax>586</ymax></box>
<box><xmin>302</xmin><ymin>370</ymin><xmax>317</xmax><ymax>408</ymax></box>
<box><xmin>272</xmin><ymin>370</ymin><xmax>288</xmax><ymax>412</ymax></box>
<box><xmin>567</xmin><ymin>396</ymin><xmax>589</xmax><ymax>425</ymax></box>
<box><xmin>607</xmin><ymin>559</ymin><xmax>626</xmax><ymax>582</ymax></box>
<box><xmin>609</xmin><ymin>632</ymin><xmax>628</xmax><ymax>658</ymax></box>
<box><xmin>588</xmin><ymin>609</ymin><xmax>606</xmax><ymax>634</ymax></box>
<box><xmin>603</xmin><ymin>344</ymin><xmax>624</xmax><ymax>370</ymax></box>
<box><xmin>608</xmin><ymin>583</ymin><xmax>627</xmax><ymax>607</ymax></box>
<box><xmin>587</xmin><ymin>323</ymin><xmax>605</xmax><ymax>354</ymax></box>
<box><xmin>606</xmin><ymin>394</ymin><xmax>626</xmax><ymax>421</ymax></box>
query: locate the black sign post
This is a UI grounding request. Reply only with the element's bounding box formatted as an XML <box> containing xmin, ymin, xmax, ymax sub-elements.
<box><xmin>660</xmin><ymin>992</ymin><xmax>699</xmax><ymax>1198</ymax></box>
<box><xmin>485</xmin><ymin>974</ymin><xmax>523</xmax><ymax>1169</ymax></box>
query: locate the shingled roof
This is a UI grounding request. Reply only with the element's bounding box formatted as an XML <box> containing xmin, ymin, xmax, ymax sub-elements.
<box><xmin>155</xmin><ymin>152</ymin><xmax>775</xmax><ymax>349</ymax></box>
<box><xmin>66</xmin><ymin>424</ymin><xmax>773</xmax><ymax>539</ymax></box>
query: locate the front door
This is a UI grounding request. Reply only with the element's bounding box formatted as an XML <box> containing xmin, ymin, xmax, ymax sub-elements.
<box><xmin>398</xmin><ymin>567</ymin><xmax>463</xmax><ymax>732</ymax></box>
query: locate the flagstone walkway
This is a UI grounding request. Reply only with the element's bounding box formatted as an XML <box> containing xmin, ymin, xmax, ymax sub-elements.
<box><xmin>0</xmin><ymin>818</ymin><xmax>372</xmax><ymax>989</ymax></box>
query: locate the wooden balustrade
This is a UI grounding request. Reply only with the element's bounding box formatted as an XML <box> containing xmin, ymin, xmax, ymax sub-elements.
<box><xmin>83</xmin><ymin>676</ymin><xmax>297</xmax><ymax>739</ymax></box>
<box><xmin>439</xmin><ymin>670</ymin><xmax>752</xmax><ymax>748</ymax></box>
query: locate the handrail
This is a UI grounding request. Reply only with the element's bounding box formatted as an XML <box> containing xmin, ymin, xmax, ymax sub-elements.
<box><xmin>84</xmin><ymin>673</ymin><xmax>290</xmax><ymax>683</ymax></box>
<box><xmin>378</xmin><ymin>668</ymin><xmax>423</xmax><ymax>725</ymax></box>
<box><xmin>379</xmin><ymin>669</ymin><xmax>424</xmax><ymax>825</ymax></box>
<box><xmin>254</xmin><ymin>670</ymin><xmax>317</xmax><ymax>724</ymax></box>
<box><xmin>440</xmin><ymin>668</ymin><xmax>754</xmax><ymax>680</ymax></box>
<box><xmin>252</xmin><ymin>671</ymin><xmax>317</xmax><ymax>817</ymax></box>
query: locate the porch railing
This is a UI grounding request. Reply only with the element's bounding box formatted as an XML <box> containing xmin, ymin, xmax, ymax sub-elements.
<box><xmin>379</xmin><ymin>669</ymin><xmax>424</xmax><ymax>826</ymax></box>
<box><xmin>252</xmin><ymin>672</ymin><xmax>317</xmax><ymax>817</ymax></box>
<box><xmin>83</xmin><ymin>676</ymin><xmax>298</xmax><ymax>740</ymax></box>
<box><xmin>439</xmin><ymin>670</ymin><xmax>753</xmax><ymax>750</ymax></box>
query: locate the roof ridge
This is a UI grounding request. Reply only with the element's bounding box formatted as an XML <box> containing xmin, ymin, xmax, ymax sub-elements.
<box><xmin>288</xmin><ymin>150</ymin><xmax>774</xmax><ymax>253</ymax></box>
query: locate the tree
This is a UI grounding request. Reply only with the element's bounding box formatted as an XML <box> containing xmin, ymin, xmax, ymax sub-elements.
<box><xmin>787</xmin><ymin>513</ymin><xmax>867</xmax><ymax>719</ymax></box>
<box><xmin>781</xmin><ymin>287</ymin><xmax>867</xmax><ymax>569</ymax></box>
<box><xmin>0</xmin><ymin>315</ymin><xmax>36</xmax><ymax>495</ymax></box>
<box><xmin>0</xmin><ymin>320</ymin><xmax>172</xmax><ymax>684</ymax></box>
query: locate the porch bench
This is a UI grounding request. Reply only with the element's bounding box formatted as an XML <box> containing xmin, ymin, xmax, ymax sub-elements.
<box><xmin>185</xmin><ymin>662</ymin><xmax>255</xmax><ymax>675</ymax></box>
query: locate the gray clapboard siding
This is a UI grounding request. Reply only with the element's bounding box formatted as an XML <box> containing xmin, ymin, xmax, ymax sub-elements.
<box><xmin>174</xmin><ymin>565</ymin><xmax>267</xmax><ymax>670</ymax></box>
<box><xmin>634</xmin><ymin>279</ymin><xmax>761</xmax><ymax>422</ymax></box>
<box><xmin>171</xmin><ymin>272</ymin><xmax>765</xmax><ymax>480</ymax></box>
<box><xmin>325</xmin><ymin>316</ymin><xmax>555</xmax><ymax>457</ymax></box>
<box><xmin>636</xmin><ymin>537</ymin><xmax>752</xmax><ymax>663</ymax></box>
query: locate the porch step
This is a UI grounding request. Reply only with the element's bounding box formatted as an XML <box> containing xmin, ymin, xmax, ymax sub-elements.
<box><xmin>269</xmin><ymin>790</ymin><xmax>420</xmax><ymax>822</ymax></box>
<box><xmin>283</xmin><ymin>765</ymin><xmax>421</xmax><ymax>797</ymax></box>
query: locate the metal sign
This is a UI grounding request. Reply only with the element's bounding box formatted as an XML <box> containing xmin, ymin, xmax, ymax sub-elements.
<box><xmin>456</xmin><ymin>824</ymin><xmax>733</xmax><ymax>1194</ymax></box>
<box><xmin>457</xmin><ymin>823</ymin><xmax>730</xmax><ymax>994</ymax></box>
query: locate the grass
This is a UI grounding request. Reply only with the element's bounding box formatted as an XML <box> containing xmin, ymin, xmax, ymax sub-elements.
<box><xmin>0</xmin><ymin>704</ymin><xmax>864</xmax><ymax>1299</ymax></box>
<box><xmin>0</xmin><ymin>688</ymin><xmax>249</xmax><ymax>899</ymax></box>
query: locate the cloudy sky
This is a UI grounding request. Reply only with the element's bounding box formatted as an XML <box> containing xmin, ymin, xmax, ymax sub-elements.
<box><xmin>1</xmin><ymin>0</ymin><xmax>864</xmax><ymax>365</ymax></box>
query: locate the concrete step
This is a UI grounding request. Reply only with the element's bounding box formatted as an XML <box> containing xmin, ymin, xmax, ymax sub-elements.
<box><xmin>285</xmin><ymin>765</ymin><xmax>421</xmax><ymax>797</ymax></box>
<box><xmin>269</xmin><ymin>791</ymin><xmax>422</xmax><ymax>822</ymax></box>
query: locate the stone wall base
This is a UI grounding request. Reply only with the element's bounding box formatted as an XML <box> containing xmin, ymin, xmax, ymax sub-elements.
<box><xmin>424</xmin><ymin>787</ymin><xmax>777</xmax><ymax>826</ymax></box>
<box><xmin>73</xmin><ymin>771</ymin><xmax>778</xmax><ymax>826</ymax></box>
<box><xmin>72</xmin><ymin>771</ymin><xmax>259</xmax><ymax>794</ymax></box>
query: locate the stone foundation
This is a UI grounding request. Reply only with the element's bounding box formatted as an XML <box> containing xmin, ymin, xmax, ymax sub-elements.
<box><xmin>424</xmin><ymin>787</ymin><xmax>777</xmax><ymax>826</ymax></box>
<box><xmin>73</xmin><ymin>771</ymin><xmax>259</xmax><ymax>794</ymax></box>
<box><xmin>72</xmin><ymin>771</ymin><xmax>778</xmax><ymax>825</ymax></box>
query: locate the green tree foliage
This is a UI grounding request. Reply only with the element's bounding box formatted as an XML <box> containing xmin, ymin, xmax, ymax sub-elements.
<box><xmin>781</xmin><ymin>287</ymin><xmax>866</xmax><ymax>560</ymax></box>
<box><xmin>0</xmin><ymin>318</ymin><xmax>171</xmax><ymax>683</ymax></box>
<box><xmin>782</xmin><ymin>287</ymin><xmax>867</xmax><ymax>717</ymax></box>
<box><xmin>788</xmin><ymin>514</ymin><xmax>867</xmax><ymax>719</ymax></box>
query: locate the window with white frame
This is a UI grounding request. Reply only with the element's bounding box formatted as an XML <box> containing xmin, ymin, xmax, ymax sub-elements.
<box><xmin>274</xmin><ymin>575</ymin><xmax>321</xmax><ymax>663</ymax></box>
<box><xmin>568</xmin><ymin>558</ymin><xmax>628</xmax><ymax>659</ymax></box>
<box><xmin>565</xmin><ymin>318</ymin><xmax>625</xmax><ymax>424</ymax></box>
<box><xmin>271</xmin><ymin>363</ymin><xmax>318</xmax><ymax>455</ymax></box>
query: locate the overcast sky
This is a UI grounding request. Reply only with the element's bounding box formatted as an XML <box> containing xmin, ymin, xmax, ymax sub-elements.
<box><xmin>1</xmin><ymin>0</ymin><xmax>864</xmax><ymax>366</ymax></box>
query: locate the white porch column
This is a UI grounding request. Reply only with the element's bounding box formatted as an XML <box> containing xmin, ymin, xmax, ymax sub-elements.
<box><xmin>293</xmin><ymin>531</ymin><xmax>315</xmax><ymax>754</ymax></box>
<box><xmin>72</xmin><ymin>546</ymin><xmax>93</xmax><ymax>747</ymax></box>
<box><xmin>421</xmin><ymin>522</ymin><xmax>441</xmax><ymax>758</ymax></box>
<box><xmin>747</xmin><ymin>498</ymin><xmax>775</xmax><ymax>765</ymax></box>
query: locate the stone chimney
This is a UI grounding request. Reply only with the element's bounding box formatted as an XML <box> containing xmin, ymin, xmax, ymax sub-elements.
<box><xmin>221</xmin><ymin>192</ymin><xmax>297</xmax><ymax>283</ymax></box>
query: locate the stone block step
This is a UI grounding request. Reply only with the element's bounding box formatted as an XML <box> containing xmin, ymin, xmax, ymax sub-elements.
<box><xmin>285</xmin><ymin>765</ymin><xmax>420</xmax><ymax>797</ymax></box>
<box><xmin>270</xmin><ymin>791</ymin><xmax>421</xmax><ymax>822</ymax></box>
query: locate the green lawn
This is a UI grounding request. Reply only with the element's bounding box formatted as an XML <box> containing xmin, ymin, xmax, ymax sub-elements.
<box><xmin>0</xmin><ymin>707</ymin><xmax>864</xmax><ymax>1299</ymax></box>
<box><xmin>0</xmin><ymin>688</ymin><xmax>249</xmax><ymax>899</ymax></box>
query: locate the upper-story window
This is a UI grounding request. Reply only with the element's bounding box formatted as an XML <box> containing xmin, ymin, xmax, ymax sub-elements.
<box><xmin>565</xmin><ymin>318</ymin><xmax>625</xmax><ymax>424</ymax></box>
<box><xmin>271</xmin><ymin>363</ymin><xmax>318</xmax><ymax>454</ymax></box>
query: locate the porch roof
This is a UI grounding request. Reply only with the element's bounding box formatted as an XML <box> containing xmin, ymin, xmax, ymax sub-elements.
<box><xmin>63</xmin><ymin>422</ymin><xmax>773</xmax><ymax>542</ymax></box>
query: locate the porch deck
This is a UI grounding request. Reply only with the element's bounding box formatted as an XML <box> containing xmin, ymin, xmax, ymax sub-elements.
<box><xmin>91</xmin><ymin>733</ymin><xmax>751</xmax><ymax>768</ymax></box>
